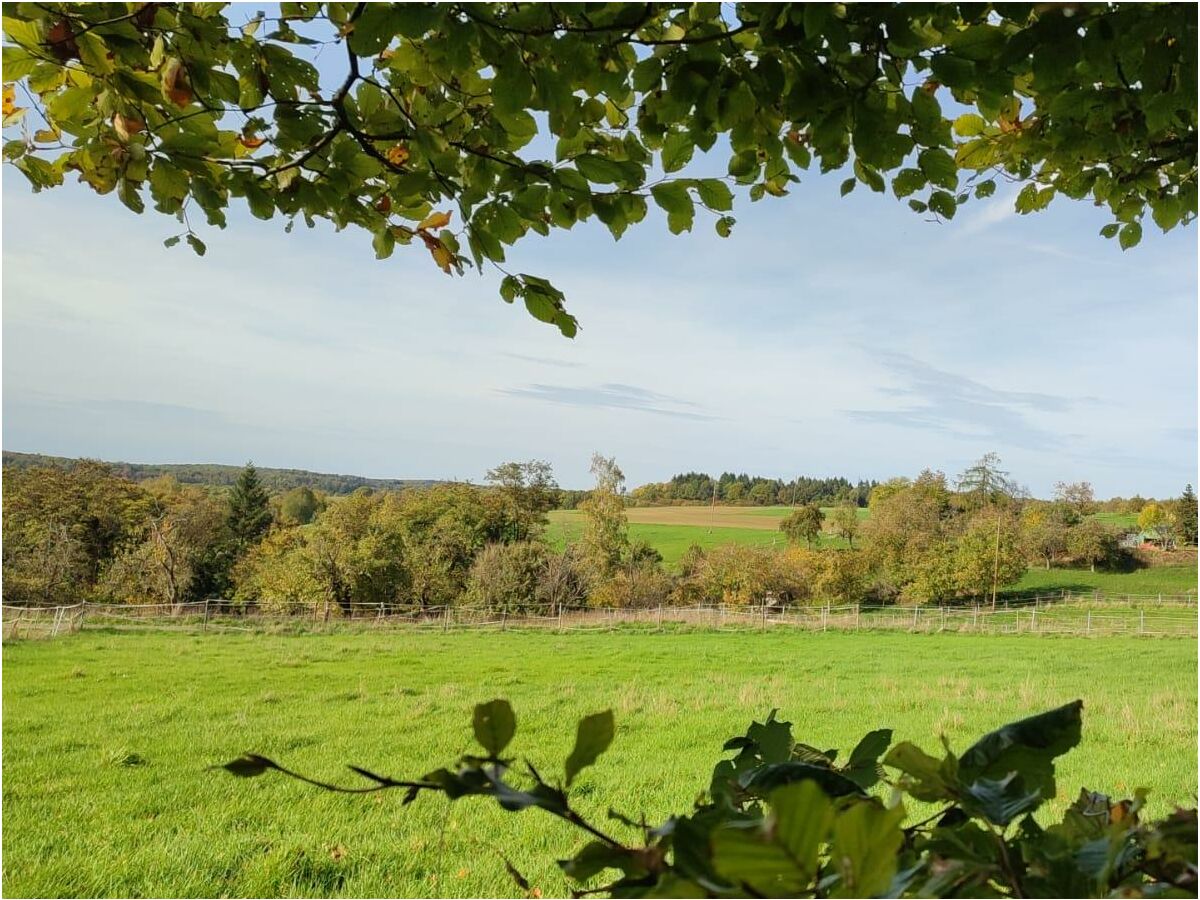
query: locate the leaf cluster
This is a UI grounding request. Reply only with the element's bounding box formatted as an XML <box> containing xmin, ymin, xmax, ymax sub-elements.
<box><xmin>4</xmin><ymin>3</ymin><xmax>1195</xmax><ymax>334</ymax></box>
<box><xmin>223</xmin><ymin>698</ymin><xmax>1197</xmax><ymax>897</ymax></box>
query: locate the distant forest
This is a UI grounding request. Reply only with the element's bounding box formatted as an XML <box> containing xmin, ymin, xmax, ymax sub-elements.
<box><xmin>1</xmin><ymin>452</ymin><xmax>436</xmax><ymax>495</ymax></box>
<box><xmin>628</xmin><ymin>472</ymin><xmax>877</xmax><ymax>507</ymax></box>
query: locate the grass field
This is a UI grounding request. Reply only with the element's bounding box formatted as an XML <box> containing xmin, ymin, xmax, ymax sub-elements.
<box><xmin>1011</xmin><ymin>564</ymin><xmax>1198</xmax><ymax>598</ymax></box>
<box><xmin>546</xmin><ymin>506</ymin><xmax>856</xmax><ymax>562</ymax></box>
<box><xmin>4</xmin><ymin>629</ymin><xmax>1196</xmax><ymax>898</ymax></box>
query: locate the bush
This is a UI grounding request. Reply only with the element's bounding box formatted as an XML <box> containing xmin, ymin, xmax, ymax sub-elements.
<box><xmin>464</xmin><ymin>541</ymin><xmax>553</xmax><ymax>613</ymax></box>
<box><xmin>227</xmin><ymin>700</ymin><xmax>1198</xmax><ymax>898</ymax></box>
<box><xmin>589</xmin><ymin>565</ymin><xmax>674</xmax><ymax>608</ymax></box>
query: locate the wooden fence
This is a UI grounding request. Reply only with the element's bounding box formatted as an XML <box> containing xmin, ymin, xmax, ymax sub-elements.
<box><xmin>3</xmin><ymin>591</ymin><xmax>1196</xmax><ymax>640</ymax></box>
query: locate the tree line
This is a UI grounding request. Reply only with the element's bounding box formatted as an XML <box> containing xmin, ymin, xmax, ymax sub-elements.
<box><xmin>3</xmin><ymin>454</ymin><xmax>1195</xmax><ymax>612</ymax></box>
<box><xmin>628</xmin><ymin>473</ymin><xmax>876</xmax><ymax>507</ymax></box>
<box><xmin>1</xmin><ymin>451</ymin><xmax>435</xmax><ymax>495</ymax></box>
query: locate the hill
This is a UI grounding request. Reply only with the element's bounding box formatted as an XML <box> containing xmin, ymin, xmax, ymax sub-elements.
<box><xmin>0</xmin><ymin>451</ymin><xmax>437</xmax><ymax>495</ymax></box>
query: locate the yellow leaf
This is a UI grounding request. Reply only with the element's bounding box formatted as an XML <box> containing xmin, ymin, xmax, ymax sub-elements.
<box><xmin>417</xmin><ymin>210</ymin><xmax>452</xmax><ymax>231</ymax></box>
<box><xmin>428</xmin><ymin>240</ymin><xmax>454</xmax><ymax>274</ymax></box>
<box><xmin>385</xmin><ymin>144</ymin><xmax>409</xmax><ymax>166</ymax></box>
<box><xmin>2</xmin><ymin>83</ymin><xmax>16</xmax><ymax>116</ymax></box>
<box><xmin>33</xmin><ymin>128</ymin><xmax>60</xmax><ymax>143</ymax></box>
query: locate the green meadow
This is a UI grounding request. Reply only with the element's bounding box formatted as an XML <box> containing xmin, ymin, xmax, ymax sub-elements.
<box><xmin>3</xmin><ymin>629</ymin><xmax>1196</xmax><ymax>898</ymax></box>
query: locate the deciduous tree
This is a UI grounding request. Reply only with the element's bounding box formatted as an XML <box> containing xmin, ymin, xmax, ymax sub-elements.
<box><xmin>4</xmin><ymin>4</ymin><xmax>1193</xmax><ymax>335</ymax></box>
<box><xmin>780</xmin><ymin>504</ymin><xmax>824</xmax><ymax>548</ymax></box>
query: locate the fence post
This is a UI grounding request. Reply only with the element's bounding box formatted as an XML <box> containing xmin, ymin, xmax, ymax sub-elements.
<box><xmin>202</xmin><ymin>599</ymin><xmax>210</xmax><ymax>634</ymax></box>
<box><xmin>1030</xmin><ymin>607</ymin><xmax>1036</xmax><ymax>633</ymax></box>
<box><xmin>761</xmin><ymin>604</ymin><xmax>767</xmax><ymax>630</ymax></box>
<box><xmin>972</xmin><ymin>604</ymin><xmax>978</xmax><ymax>630</ymax></box>
<box><xmin>912</xmin><ymin>606</ymin><xmax>919</xmax><ymax>630</ymax></box>
<box><xmin>856</xmin><ymin>603</ymin><xmax>861</xmax><ymax>630</ymax></box>
<box><xmin>1139</xmin><ymin>609</ymin><xmax>1145</xmax><ymax>635</ymax></box>
<box><xmin>940</xmin><ymin>606</ymin><xmax>946</xmax><ymax>631</ymax></box>
<box><xmin>442</xmin><ymin>605</ymin><xmax>450</xmax><ymax>632</ymax></box>
<box><xmin>501</xmin><ymin>609</ymin><xmax>507</xmax><ymax>631</ymax></box>
<box><xmin>559</xmin><ymin>604</ymin><xmax>565</xmax><ymax>632</ymax></box>
<box><xmin>1086</xmin><ymin>611</ymin><xmax>1092</xmax><ymax>635</ymax></box>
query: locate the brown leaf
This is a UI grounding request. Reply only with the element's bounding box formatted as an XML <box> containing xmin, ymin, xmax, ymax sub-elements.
<box><xmin>161</xmin><ymin>58</ymin><xmax>193</xmax><ymax>107</ymax></box>
<box><xmin>113</xmin><ymin>114</ymin><xmax>144</xmax><ymax>142</ymax></box>
<box><xmin>329</xmin><ymin>844</ymin><xmax>347</xmax><ymax>861</ymax></box>
<box><xmin>374</xmin><ymin>194</ymin><xmax>392</xmax><ymax>214</ymax></box>
<box><xmin>46</xmin><ymin>20</ymin><xmax>79</xmax><ymax>61</ymax></box>
<box><xmin>238</xmin><ymin>133</ymin><xmax>266</xmax><ymax>150</ymax></box>
<box><xmin>417</xmin><ymin>210</ymin><xmax>452</xmax><ymax>231</ymax></box>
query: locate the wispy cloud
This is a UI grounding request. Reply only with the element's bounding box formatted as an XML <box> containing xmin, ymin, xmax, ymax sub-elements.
<box><xmin>846</xmin><ymin>352</ymin><xmax>1079</xmax><ymax>451</ymax></box>
<box><xmin>500</xmin><ymin>383</ymin><xmax>718</xmax><ymax>420</ymax></box>
<box><xmin>500</xmin><ymin>353</ymin><xmax>584</xmax><ymax>369</ymax></box>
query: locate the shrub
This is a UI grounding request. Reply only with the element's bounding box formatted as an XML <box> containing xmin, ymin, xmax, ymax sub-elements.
<box><xmin>226</xmin><ymin>699</ymin><xmax>1198</xmax><ymax>898</ymax></box>
<box><xmin>464</xmin><ymin>541</ymin><xmax>553</xmax><ymax>613</ymax></box>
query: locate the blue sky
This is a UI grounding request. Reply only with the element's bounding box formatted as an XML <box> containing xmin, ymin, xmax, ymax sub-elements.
<box><xmin>2</xmin><ymin>154</ymin><xmax>1196</xmax><ymax>496</ymax></box>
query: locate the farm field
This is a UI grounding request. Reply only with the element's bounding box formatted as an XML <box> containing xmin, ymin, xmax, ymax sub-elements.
<box><xmin>546</xmin><ymin>507</ymin><xmax>855</xmax><ymax>562</ymax></box>
<box><xmin>4</xmin><ymin>629</ymin><xmax>1196</xmax><ymax>899</ymax></box>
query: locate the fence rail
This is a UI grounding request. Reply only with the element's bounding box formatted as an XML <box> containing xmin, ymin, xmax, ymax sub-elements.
<box><xmin>3</xmin><ymin>590</ymin><xmax>1196</xmax><ymax>640</ymax></box>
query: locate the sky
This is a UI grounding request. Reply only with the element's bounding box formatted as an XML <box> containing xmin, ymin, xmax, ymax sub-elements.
<box><xmin>2</xmin><ymin>147</ymin><xmax>1197</xmax><ymax>496</ymax></box>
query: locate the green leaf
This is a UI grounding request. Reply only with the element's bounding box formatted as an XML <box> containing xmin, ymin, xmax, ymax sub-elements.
<box><xmin>472</xmin><ymin>699</ymin><xmax>516</xmax><ymax>757</ymax></box>
<box><xmin>953</xmin><ymin>114</ymin><xmax>987</xmax><ymax>137</ymax></box>
<box><xmin>1099</xmin><ymin>223</ymin><xmax>1120</xmax><ymax>239</ymax></box>
<box><xmin>771</xmin><ymin>780</ymin><xmax>833</xmax><ymax>878</ymax></box>
<box><xmin>372</xmin><ymin>227</ymin><xmax>395</xmax><ymax>260</ymax></box>
<box><xmin>574</xmin><ymin>153</ymin><xmax>637</xmax><ymax>186</ymax></box>
<box><xmin>565</xmin><ymin>710</ymin><xmax>614</xmax><ymax>786</ymax></box>
<box><xmin>186</xmin><ymin>234</ymin><xmax>207</xmax><ymax>257</ymax></box>
<box><xmin>958</xmin><ymin>700</ymin><xmax>1083</xmax><ymax>805</ymax></box>
<box><xmin>712</xmin><ymin>827</ymin><xmax>811</xmax><ymax>896</ymax></box>
<box><xmin>744</xmin><ymin>762</ymin><xmax>866</xmax><ymax>798</ymax></box>
<box><xmin>961</xmin><ymin>772</ymin><xmax>1043</xmax><ymax>825</ymax></box>
<box><xmin>892</xmin><ymin>168</ymin><xmax>927</xmax><ymax>199</ymax></box>
<box><xmin>883</xmin><ymin>742</ymin><xmax>954</xmax><ymax>802</ymax></box>
<box><xmin>840</xmin><ymin>177</ymin><xmax>856</xmax><ymax>196</ymax></box>
<box><xmin>928</xmin><ymin>190</ymin><xmax>957</xmax><ymax>219</ymax></box>
<box><xmin>560</xmin><ymin>841</ymin><xmax>643</xmax><ymax>881</ymax></box>
<box><xmin>1118</xmin><ymin>222</ymin><xmax>1142</xmax><ymax>250</ymax></box>
<box><xmin>696</xmin><ymin>178</ymin><xmax>733</xmax><ymax>212</ymax></box>
<box><xmin>949</xmin><ymin>25</ymin><xmax>1008</xmax><ymax>61</ymax></box>
<box><xmin>715</xmin><ymin>215</ymin><xmax>734</xmax><ymax>237</ymax></box>
<box><xmin>651</xmin><ymin>182</ymin><xmax>695</xmax><ymax>234</ymax></box>
<box><xmin>918</xmin><ymin>148</ymin><xmax>957</xmax><ymax>189</ymax></box>
<box><xmin>661</xmin><ymin>132</ymin><xmax>694</xmax><ymax>173</ymax></box>
<box><xmin>843</xmin><ymin>729</ymin><xmax>892</xmax><ymax>789</ymax></box>
<box><xmin>829</xmin><ymin>801</ymin><xmax>905</xmax><ymax>899</ymax></box>
<box><xmin>974</xmin><ymin>180</ymin><xmax>997</xmax><ymax>199</ymax></box>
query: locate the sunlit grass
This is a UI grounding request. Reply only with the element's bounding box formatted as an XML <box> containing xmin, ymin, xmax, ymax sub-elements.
<box><xmin>3</xmin><ymin>629</ymin><xmax>1195</xmax><ymax>898</ymax></box>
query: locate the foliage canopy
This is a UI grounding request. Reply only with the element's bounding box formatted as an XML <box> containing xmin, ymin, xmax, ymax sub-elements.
<box><xmin>4</xmin><ymin>2</ymin><xmax>1196</xmax><ymax>335</ymax></box>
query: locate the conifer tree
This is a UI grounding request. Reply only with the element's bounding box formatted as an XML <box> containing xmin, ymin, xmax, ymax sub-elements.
<box><xmin>227</xmin><ymin>462</ymin><xmax>272</xmax><ymax>548</ymax></box>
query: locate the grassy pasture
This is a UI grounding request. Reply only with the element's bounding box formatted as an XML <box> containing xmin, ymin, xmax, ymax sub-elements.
<box><xmin>545</xmin><ymin>507</ymin><xmax>856</xmax><ymax>563</ymax></box>
<box><xmin>3</xmin><ymin>629</ymin><xmax>1196</xmax><ymax>898</ymax></box>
